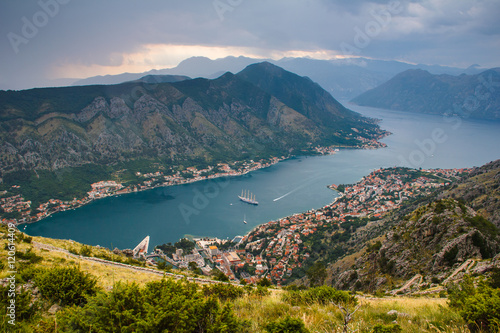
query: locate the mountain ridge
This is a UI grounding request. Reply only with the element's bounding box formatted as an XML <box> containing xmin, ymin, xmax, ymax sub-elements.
<box><xmin>67</xmin><ymin>56</ymin><xmax>482</xmax><ymax>100</ymax></box>
<box><xmin>351</xmin><ymin>68</ymin><xmax>500</xmax><ymax>120</ymax></box>
<box><xmin>0</xmin><ymin>63</ymin><xmax>386</xmax><ymax>204</ymax></box>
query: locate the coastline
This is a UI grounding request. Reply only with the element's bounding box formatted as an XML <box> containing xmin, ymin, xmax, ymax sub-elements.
<box><xmin>238</xmin><ymin>183</ymin><xmax>345</xmax><ymax>241</ymax></box>
<box><xmin>12</xmin><ymin>156</ymin><xmax>288</xmax><ymax>227</ymax></box>
<box><xmin>5</xmin><ymin>141</ymin><xmax>385</xmax><ymax>232</ymax></box>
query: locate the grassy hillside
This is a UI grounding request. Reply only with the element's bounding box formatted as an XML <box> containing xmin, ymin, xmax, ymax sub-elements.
<box><xmin>0</xmin><ymin>223</ymin><xmax>478</xmax><ymax>332</ymax></box>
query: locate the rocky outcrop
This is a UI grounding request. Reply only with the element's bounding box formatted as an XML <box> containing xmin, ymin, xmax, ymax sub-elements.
<box><xmin>330</xmin><ymin>200</ymin><xmax>500</xmax><ymax>292</ymax></box>
<box><xmin>326</xmin><ymin>160</ymin><xmax>500</xmax><ymax>293</ymax></box>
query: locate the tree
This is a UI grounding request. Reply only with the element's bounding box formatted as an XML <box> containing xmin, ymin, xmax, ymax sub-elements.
<box><xmin>212</xmin><ymin>269</ymin><xmax>230</xmax><ymax>282</ymax></box>
<box><xmin>306</xmin><ymin>261</ymin><xmax>327</xmax><ymax>286</ymax></box>
<box><xmin>34</xmin><ymin>266</ymin><xmax>98</xmax><ymax>306</ymax></box>
<box><xmin>157</xmin><ymin>260</ymin><xmax>167</xmax><ymax>270</ymax></box>
<box><xmin>188</xmin><ymin>261</ymin><xmax>198</xmax><ymax>272</ymax></box>
<box><xmin>257</xmin><ymin>277</ymin><xmax>272</xmax><ymax>287</ymax></box>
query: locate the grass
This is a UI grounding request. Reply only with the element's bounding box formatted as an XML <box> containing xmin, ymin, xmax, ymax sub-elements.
<box><xmin>231</xmin><ymin>293</ymin><xmax>469</xmax><ymax>333</ymax></box>
<box><xmin>0</xmin><ymin>232</ymin><xmax>167</xmax><ymax>290</ymax></box>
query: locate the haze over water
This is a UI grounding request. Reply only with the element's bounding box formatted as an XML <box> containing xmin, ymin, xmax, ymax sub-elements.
<box><xmin>22</xmin><ymin>104</ymin><xmax>500</xmax><ymax>249</ymax></box>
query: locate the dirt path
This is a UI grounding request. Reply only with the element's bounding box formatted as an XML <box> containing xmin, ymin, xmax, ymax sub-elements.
<box><xmin>33</xmin><ymin>241</ymin><xmax>237</xmax><ymax>286</ymax></box>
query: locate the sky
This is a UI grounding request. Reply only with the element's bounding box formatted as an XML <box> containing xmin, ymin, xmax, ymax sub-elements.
<box><xmin>0</xmin><ymin>0</ymin><xmax>499</xmax><ymax>90</ymax></box>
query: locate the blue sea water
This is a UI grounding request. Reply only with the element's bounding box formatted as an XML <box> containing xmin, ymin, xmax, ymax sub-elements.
<box><xmin>21</xmin><ymin>104</ymin><xmax>500</xmax><ymax>249</ymax></box>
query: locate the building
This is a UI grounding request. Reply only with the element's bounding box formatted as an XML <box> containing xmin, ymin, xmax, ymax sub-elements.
<box><xmin>208</xmin><ymin>245</ymin><xmax>219</xmax><ymax>256</ymax></box>
<box><xmin>222</xmin><ymin>252</ymin><xmax>241</xmax><ymax>266</ymax></box>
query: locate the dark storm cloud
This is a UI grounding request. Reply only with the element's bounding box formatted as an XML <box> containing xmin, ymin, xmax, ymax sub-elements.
<box><xmin>0</xmin><ymin>0</ymin><xmax>498</xmax><ymax>90</ymax></box>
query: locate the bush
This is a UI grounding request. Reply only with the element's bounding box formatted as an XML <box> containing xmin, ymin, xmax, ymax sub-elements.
<box><xmin>21</xmin><ymin>235</ymin><xmax>32</xmax><ymax>243</ymax></box>
<box><xmin>0</xmin><ymin>285</ymin><xmax>39</xmax><ymax>322</ymax></box>
<box><xmin>56</xmin><ymin>279</ymin><xmax>248</xmax><ymax>332</ymax></box>
<box><xmin>372</xmin><ymin>323</ymin><xmax>402</xmax><ymax>333</ymax></box>
<box><xmin>203</xmin><ymin>283</ymin><xmax>244</xmax><ymax>302</ymax></box>
<box><xmin>16</xmin><ymin>248</ymin><xmax>43</xmax><ymax>264</ymax></box>
<box><xmin>431</xmin><ymin>277</ymin><xmax>441</xmax><ymax>284</ymax></box>
<box><xmin>212</xmin><ymin>269</ymin><xmax>230</xmax><ymax>282</ymax></box>
<box><xmin>448</xmin><ymin>276</ymin><xmax>500</xmax><ymax>332</ymax></box>
<box><xmin>489</xmin><ymin>268</ymin><xmax>500</xmax><ymax>289</ymax></box>
<box><xmin>306</xmin><ymin>261</ymin><xmax>327</xmax><ymax>286</ymax></box>
<box><xmin>257</xmin><ymin>277</ymin><xmax>272</xmax><ymax>287</ymax></box>
<box><xmin>34</xmin><ymin>266</ymin><xmax>98</xmax><ymax>306</ymax></box>
<box><xmin>79</xmin><ymin>245</ymin><xmax>92</xmax><ymax>257</ymax></box>
<box><xmin>265</xmin><ymin>316</ymin><xmax>309</xmax><ymax>333</ymax></box>
<box><xmin>459</xmin><ymin>285</ymin><xmax>500</xmax><ymax>332</ymax></box>
<box><xmin>253</xmin><ymin>285</ymin><xmax>271</xmax><ymax>298</ymax></box>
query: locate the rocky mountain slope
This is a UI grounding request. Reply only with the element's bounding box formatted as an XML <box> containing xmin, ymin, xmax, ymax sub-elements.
<box><xmin>325</xmin><ymin>160</ymin><xmax>500</xmax><ymax>292</ymax></box>
<box><xmin>0</xmin><ymin>63</ymin><xmax>385</xmax><ymax>177</ymax></box>
<box><xmin>439</xmin><ymin>159</ymin><xmax>500</xmax><ymax>228</ymax></box>
<box><xmin>351</xmin><ymin>68</ymin><xmax>500</xmax><ymax>120</ymax></box>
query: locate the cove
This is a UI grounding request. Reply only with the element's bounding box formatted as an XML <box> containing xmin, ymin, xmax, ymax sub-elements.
<box><xmin>21</xmin><ymin>104</ymin><xmax>500</xmax><ymax>249</ymax></box>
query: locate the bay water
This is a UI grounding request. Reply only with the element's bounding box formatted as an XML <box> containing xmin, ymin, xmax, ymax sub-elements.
<box><xmin>21</xmin><ymin>104</ymin><xmax>500</xmax><ymax>249</ymax></box>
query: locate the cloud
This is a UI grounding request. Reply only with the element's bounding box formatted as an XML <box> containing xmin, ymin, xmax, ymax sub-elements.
<box><xmin>0</xmin><ymin>0</ymin><xmax>499</xmax><ymax>90</ymax></box>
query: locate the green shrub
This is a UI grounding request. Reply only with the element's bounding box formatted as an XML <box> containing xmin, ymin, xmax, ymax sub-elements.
<box><xmin>265</xmin><ymin>316</ymin><xmax>309</xmax><ymax>333</ymax></box>
<box><xmin>372</xmin><ymin>323</ymin><xmax>402</xmax><ymax>333</ymax></box>
<box><xmin>253</xmin><ymin>285</ymin><xmax>271</xmax><ymax>298</ymax></box>
<box><xmin>448</xmin><ymin>276</ymin><xmax>500</xmax><ymax>332</ymax></box>
<box><xmin>443</xmin><ymin>245</ymin><xmax>458</xmax><ymax>266</ymax></box>
<box><xmin>257</xmin><ymin>277</ymin><xmax>273</xmax><ymax>287</ymax></box>
<box><xmin>79</xmin><ymin>245</ymin><xmax>92</xmax><ymax>257</ymax></box>
<box><xmin>56</xmin><ymin>279</ymin><xmax>247</xmax><ymax>332</ymax></box>
<box><xmin>212</xmin><ymin>269</ymin><xmax>230</xmax><ymax>282</ymax></box>
<box><xmin>306</xmin><ymin>261</ymin><xmax>327</xmax><ymax>286</ymax></box>
<box><xmin>34</xmin><ymin>266</ymin><xmax>98</xmax><ymax>306</ymax></box>
<box><xmin>0</xmin><ymin>285</ymin><xmax>39</xmax><ymax>322</ymax></box>
<box><xmin>466</xmin><ymin>215</ymin><xmax>498</xmax><ymax>236</ymax></box>
<box><xmin>203</xmin><ymin>283</ymin><xmax>244</xmax><ymax>302</ymax></box>
<box><xmin>489</xmin><ymin>268</ymin><xmax>500</xmax><ymax>289</ymax></box>
<box><xmin>21</xmin><ymin>235</ymin><xmax>32</xmax><ymax>243</ymax></box>
<box><xmin>15</xmin><ymin>248</ymin><xmax>43</xmax><ymax>264</ymax></box>
<box><xmin>459</xmin><ymin>285</ymin><xmax>500</xmax><ymax>332</ymax></box>
<box><xmin>431</xmin><ymin>277</ymin><xmax>441</xmax><ymax>284</ymax></box>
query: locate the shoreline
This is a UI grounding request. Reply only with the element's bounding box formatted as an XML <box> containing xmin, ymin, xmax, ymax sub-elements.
<box><xmin>236</xmin><ymin>182</ymin><xmax>346</xmax><ymax>243</ymax></box>
<box><xmin>6</xmin><ymin>141</ymin><xmax>386</xmax><ymax>245</ymax></box>
<box><xmin>13</xmin><ymin>156</ymin><xmax>289</xmax><ymax>227</ymax></box>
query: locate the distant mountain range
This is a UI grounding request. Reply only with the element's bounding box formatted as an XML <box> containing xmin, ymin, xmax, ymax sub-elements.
<box><xmin>71</xmin><ymin>56</ymin><xmax>483</xmax><ymax>100</ymax></box>
<box><xmin>351</xmin><ymin>68</ymin><xmax>500</xmax><ymax>120</ymax></box>
<box><xmin>0</xmin><ymin>62</ymin><xmax>385</xmax><ymax>178</ymax></box>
